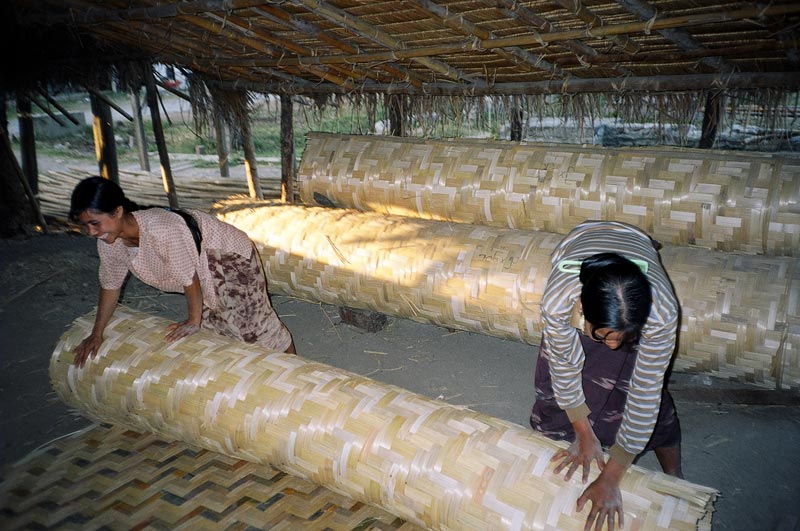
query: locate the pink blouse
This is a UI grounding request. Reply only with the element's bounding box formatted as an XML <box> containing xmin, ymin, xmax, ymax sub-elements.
<box><xmin>98</xmin><ymin>208</ymin><xmax>253</xmax><ymax>309</ymax></box>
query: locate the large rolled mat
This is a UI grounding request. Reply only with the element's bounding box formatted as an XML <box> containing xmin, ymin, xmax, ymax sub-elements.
<box><xmin>213</xmin><ymin>199</ymin><xmax>800</xmax><ymax>391</ymax></box>
<box><xmin>297</xmin><ymin>133</ymin><xmax>800</xmax><ymax>256</ymax></box>
<box><xmin>48</xmin><ymin>307</ymin><xmax>718</xmax><ymax>530</ymax></box>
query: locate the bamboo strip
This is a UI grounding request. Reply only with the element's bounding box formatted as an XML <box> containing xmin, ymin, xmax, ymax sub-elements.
<box><xmin>297</xmin><ymin>133</ymin><xmax>800</xmax><ymax>256</ymax></box>
<box><xmin>213</xmin><ymin>199</ymin><xmax>800</xmax><ymax>391</ymax></box>
<box><xmin>47</xmin><ymin>307</ymin><xmax>718</xmax><ymax>530</ymax></box>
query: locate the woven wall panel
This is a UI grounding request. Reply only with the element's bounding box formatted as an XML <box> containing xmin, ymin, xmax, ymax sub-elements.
<box><xmin>297</xmin><ymin>133</ymin><xmax>800</xmax><ymax>256</ymax></box>
<box><xmin>213</xmin><ymin>199</ymin><xmax>799</xmax><ymax>390</ymax></box>
<box><xmin>0</xmin><ymin>423</ymin><xmax>419</xmax><ymax>530</ymax></box>
<box><xmin>46</xmin><ymin>308</ymin><xmax>717</xmax><ymax>530</ymax></box>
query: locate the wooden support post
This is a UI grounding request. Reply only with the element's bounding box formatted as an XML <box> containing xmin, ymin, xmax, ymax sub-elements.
<box><xmin>130</xmin><ymin>88</ymin><xmax>150</xmax><ymax>172</ymax></box>
<box><xmin>144</xmin><ymin>66</ymin><xmax>179</xmax><ymax>208</ymax></box>
<box><xmin>89</xmin><ymin>91</ymin><xmax>119</xmax><ymax>184</ymax></box>
<box><xmin>214</xmin><ymin>107</ymin><xmax>230</xmax><ymax>177</ymax></box>
<box><xmin>15</xmin><ymin>92</ymin><xmax>38</xmax><ymax>195</ymax></box>
<box><xmin>510</xmin><ymin>98</ymin><xmax>524</xmax><ymax>141</ymax></box>
<box><xmin>387</xmin><ymin>94</ymin><xmax>405</xmax><ymax>137</ymax></box>
<box><xmin>280</xmin><ymin>93</ymin><xmax>294</xmax><ymax>203</ymax></box>
<box><xmin>241</xmin><ymin>115</ymin><xmax>263</xmax><ymax>199</ymax></box>
<box><xmin>699</xmin><ymin>92</ymin><xmax>723</xmax><ymax>149</ymax></box>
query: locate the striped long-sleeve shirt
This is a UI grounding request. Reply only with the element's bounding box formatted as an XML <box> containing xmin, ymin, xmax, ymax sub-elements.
<box><xmin>541</xmin><ymin>220</ymin><xmax>679</xmax><ymax>466</ymax></box>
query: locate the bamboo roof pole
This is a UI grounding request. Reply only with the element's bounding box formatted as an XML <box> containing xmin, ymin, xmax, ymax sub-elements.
<box><xmin>144</xmin><ymin>66</ymin><xmax>179</xmax><ymax>209</ymax></box>
<box><xmin>27</xmin><ymin>0</ymin><xmax>270</xmax><ymax>25</ymax></box>
<box><xmin>183</xmin><ymin>14</ymin><xmax>357</xmax><ymax>90</ymax></box>
<box><xmin>494</xmin><ymin>0</ymin><xmax>633</xmax><ymax>76</ymax></box>
<box><xmin>256</xmin><ymin>3</ymin><xmax>800</xmax><ymax>68</ymax></box>
<box><xmin>289</xmin><ymin>0</ymin><xmax>484</xmax><ymax>85</ymax></box>
<box><xmin>615</xmin><ymin>0</ymin><xmax>731</xmax><ymax>72</ymax></box>
<box><xmin>412</xmin><ymin>0</ymin><xmax>564</xmax><ymax>77</ymax></box>
<box><xmin>552</xmin><ymin>0</ymin><xmax>639</xmax><ymax>54</ymax></box>
<box><xmin>248</xmin><ymin>4</ymin><xmax>424</xmax><ymax>88</ymax></box>
<box><xmin>89</xmin><ymin>92</ymin><xmax>119</xmax><ymax>184</ymax></box>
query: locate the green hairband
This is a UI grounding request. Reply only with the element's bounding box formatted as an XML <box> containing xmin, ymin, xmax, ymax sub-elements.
<box><xmin>557</xmin><ymin>258</ymin><xmax>649</xmax><ymax>275</ymax></box>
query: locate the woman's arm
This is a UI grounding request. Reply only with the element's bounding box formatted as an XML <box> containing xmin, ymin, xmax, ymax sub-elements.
<box><xmin>164</xmin><ymin>273</ymin><xmax>203</xmax><ymax>342</ymax></box>
<box><xmin>73</xmin><ymin>287</ymin><xmax>120</xmax><ymax>367</ymax></box>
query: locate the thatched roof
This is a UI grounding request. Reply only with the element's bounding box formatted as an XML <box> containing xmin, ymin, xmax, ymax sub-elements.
<box><xmin>5</xmin><ymin>0</ymin><xmax>800</xmax><ymax>97</ymax></box>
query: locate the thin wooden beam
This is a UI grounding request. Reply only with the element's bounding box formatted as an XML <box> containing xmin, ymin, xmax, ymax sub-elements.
<box><xmin>213</xmin><ymin>71</ymin><xmax>800</xmax><ymax>96</ymax></box>
<box><xmin>29</xmin><ymin>94</ymin><xmax>66</xmax><ymax>127</ymax></box>
<box><xmin>0</xmin><ymin>112</ymin><xmax>48</xmax><ymax>234</ymax></box>
<box><xmin>35</xmin><ymin>88</ymin><xmax>82</xmax><ymax>125</ymax></box>
<box><xmin>84</xmin><ymin>86</ymin><xmax>134</xmax><ymax>122</ymax></box>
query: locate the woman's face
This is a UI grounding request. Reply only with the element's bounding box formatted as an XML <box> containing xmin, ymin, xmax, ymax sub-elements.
<box><xmin>77</xmin><ymin>208</ymin><xmax>123</xmax><ymax>244</ymax></box>
<box><xmin>583</xmin><ymin>320</ymin><xmax>625</xmax><ymax>350</ymax></box>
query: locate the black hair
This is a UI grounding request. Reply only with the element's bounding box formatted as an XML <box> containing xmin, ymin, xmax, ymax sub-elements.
<box><xmin>69</xmin><ymin>176</ymin><xmax>139</xmax><ymax>221</ymax></box>
<box><xmin>579</xmin><ymin>252</ymin><xmax>652</xmax><ymax>346</ymax></box>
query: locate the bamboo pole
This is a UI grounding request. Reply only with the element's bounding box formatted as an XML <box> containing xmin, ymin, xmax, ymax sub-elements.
<box><xmin>214</xmin><ymin>107</ymin><xmax>230</xmax><ymax>177</ymax></box>
<box><xmin>83</xmin><ymin>86</ymin><xmax>133</xmax><ymax>122</ymax></box>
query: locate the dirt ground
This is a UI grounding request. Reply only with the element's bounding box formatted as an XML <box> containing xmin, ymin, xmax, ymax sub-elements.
<box><xmin>2</xmin><ymin>135</ymin><xmax>800</xmax><ymax>529</ymax></box>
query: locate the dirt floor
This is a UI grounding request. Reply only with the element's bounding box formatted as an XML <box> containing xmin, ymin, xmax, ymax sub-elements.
<box><xmin>2</xmin><ymin>134</ymin><xmax>800</xmax><ymax>529</ymax></box>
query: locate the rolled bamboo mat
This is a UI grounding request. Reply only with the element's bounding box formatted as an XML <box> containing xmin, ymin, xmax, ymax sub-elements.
<box><xmin>297</xmin><ymin>133</ymin><xmax>800</xmax><ymax>256</ymax></box>
<box><xmin>0</xmin><ymin>423</ymin><xmax>421</xmax><ymax>530</ymax></box>
<box><xmin>212</xmin><ymin>198</ymin><xmax>800</xmax><ymax>391</ymax></box>
<box><xmin>44</xmin><ymin>307</ymin><xmax>717</xmax><ymax>530</ymax></box>
<box><xmin>36</xmin><ymin>167</ymin><xmax>286</xmax><ymax>218</ymax></box>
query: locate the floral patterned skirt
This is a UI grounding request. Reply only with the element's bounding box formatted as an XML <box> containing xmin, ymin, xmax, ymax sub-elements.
<box><xmin>530</xmin><ymin>334</ymin><xmax>681</xmax><ymax>451</ymax></box>
<box><xmin>202</xmin><ymin>247</ymin><xmax>293</xmax><ymax>352</ymax></box>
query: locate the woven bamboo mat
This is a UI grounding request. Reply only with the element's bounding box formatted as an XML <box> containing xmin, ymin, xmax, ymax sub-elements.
<box><xmin>297</xmin><ymin>133</ymin><xmax>800</xmax><ymax>256</ymax></box>
<box><xmin>43</xmin><ymin>307</ymin><xmax>718</xmax><ymax>530</ymax></box>
<box><xmin>212</xmin><ymin>199</ymin><xmax>800</xmax><ymax>391</ymax></box>
<box><xmin>0</xmin><ymin>423</ymin><xmax>420</xmax><ymax>531</ymax></box>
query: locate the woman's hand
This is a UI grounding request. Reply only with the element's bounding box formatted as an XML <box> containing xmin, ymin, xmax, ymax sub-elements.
<box><xmin>164</xmin><ymin>320</ymin><xmax>201</xmax><ymax>342</ymax></box>
<box><xmin>552</xmin><ymin>418</ymin><xmax>605</xmax><ymax>484</ymax></box>
<box><xmin>73</xmin><ymin>333</ymin><xmax>104</xmax><ymax>367</ymax></box>
<box><xmin>576</xmin><ymin>460</ymin><xmax>626</xmax><ymax>531</ymax></box>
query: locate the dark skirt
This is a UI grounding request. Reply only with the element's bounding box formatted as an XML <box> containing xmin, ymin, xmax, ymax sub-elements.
<box><xmin>529</xmin><ymin>334</ymin><xmax>680</xmax><ymax>451</ymax></box>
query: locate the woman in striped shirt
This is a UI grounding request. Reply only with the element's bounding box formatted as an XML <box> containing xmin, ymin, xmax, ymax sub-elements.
<box><xmin>530</xmin><ymin>220</ymin><xmax>683</xmax><ymax>531</ymax></box>
<box><xmin>69</xmin><ymin>176</ymin><xmax>296</xmax><ymax>367</ymax></box>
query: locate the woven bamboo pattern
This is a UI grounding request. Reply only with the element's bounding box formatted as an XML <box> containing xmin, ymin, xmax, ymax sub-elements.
<box><xmin>212</xmin><ymin>199</ymin><xmax>800</xmax><ymax>391</ymax></box>
<box><xmin>0</xmin><ymin>423</ymin><xmax>419</xmax><ymax>531</ymax></box>
<box><xmin>297</xmin><ymin>133</ymin><xmax>800</xmax><ymax>256</ymax></box>
<box><xmin>45</xmin><ymin>307</ymin><xmax>717</xmax><ymax>530</ymax></box>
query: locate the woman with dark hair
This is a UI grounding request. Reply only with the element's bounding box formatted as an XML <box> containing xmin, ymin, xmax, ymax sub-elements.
<box><xmin>530</xmin><ymin>220</ymin><xmax>682</xmax><ymax>531</ymax></box>
<box><xmin>69</xmin><ymin>176</ymin><xmax>296</xmax><ymax>367</ymax></box>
